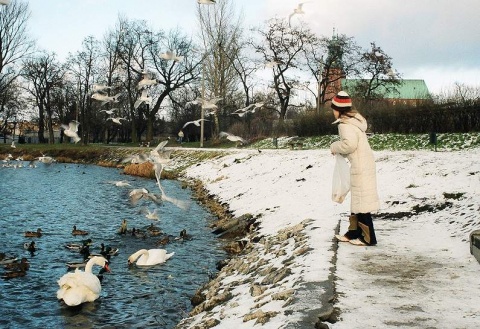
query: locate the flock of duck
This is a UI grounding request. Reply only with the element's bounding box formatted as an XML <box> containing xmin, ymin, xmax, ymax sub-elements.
<box><xmin>1</xmin><ymin>220</ymin><xmax>192</xmax><ymax>307</ymax></box>
<box><xmin>1</xmin><ymin>143</ymin><xmax>194</xmax><ymax>308</ymax></box>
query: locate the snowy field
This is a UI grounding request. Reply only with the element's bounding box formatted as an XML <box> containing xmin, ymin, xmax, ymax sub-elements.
<box><xmin>176</xmin><ymin>147</ymin><xmax>480</xmax><ymax>328</ymax></box>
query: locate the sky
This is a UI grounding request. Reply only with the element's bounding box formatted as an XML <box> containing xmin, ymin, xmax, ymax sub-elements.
<box><xmin>25</xmin><ymin>0</ymin><xmax>480</xmax><ymax>95</ymax></box>
<box><xmin>178</xmin><ymin>141</ymin><xmax>480</xmax><ymax>328</ymax></box>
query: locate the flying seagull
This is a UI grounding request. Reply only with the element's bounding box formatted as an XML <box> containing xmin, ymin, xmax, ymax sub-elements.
<box><xmin>182</xmin><ymin>119</ymin><xmax>210</xmax><ymax>129</ymax></box>
<box><xmin>100</xmin><ymin>108</ymin><xmax>117</xmax><ymax>116</ymax></box>
<box><xmin>92</xmin><ymin>84</ymin><xmax>112</xmax><ymax>93</ymax></box>
<box><xmin>137</xmin><ymin>72</ymin><xmax>158</xmax><ymax>90</ymax></box>
<box><xmin>219</xmin><ymin>131</ymin><xmax>247</xmax><ymax>146</ymax></box>
<box><xmin>61</xmin><ymin>120</ymin><xmax>81</xmax><ymax>143</ymax></box>
<box><xmin>289</xmin><ymin>2</ymin><xmax>308</xmax><ymax>27</ymax></box>
<box><xmin>92</xmin><ymin>92</ymin><xmax>122</xmax><ymax>106</ymax></box>
<box><xmin>107</xmin><ymin>117</ymin><xmax>127</xmax><ymax>125</ymax></box>
<box><xmin>159</xmin><ymin>51</ymin><xmax>184</xmax><ymax>62</ymax></box>
<box><xmin>134</xmin><ymin>90</ymin><xmax>152</xmax><ymax>109</ymax></box>
<box><xmin>197</xmin><ymin>0</ymin><xmax>215</xmax><ymax>4</ymax></box>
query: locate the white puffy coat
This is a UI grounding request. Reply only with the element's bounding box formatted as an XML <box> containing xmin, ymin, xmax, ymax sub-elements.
<box><xmin>330</xmin><ymin>113</ymin><xmax>379</xmax><ymax>213</ymax></box>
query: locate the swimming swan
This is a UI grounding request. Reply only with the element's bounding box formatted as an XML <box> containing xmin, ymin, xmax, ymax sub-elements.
<box><xmin>57</xmin><ymin>256</ymin><xmax>110</xmax><ymax>306</ymax></box>
<box><xmin>127</xmin><ymin>249</ymin><xmax>174</xmax><ymax>266</ymax></box>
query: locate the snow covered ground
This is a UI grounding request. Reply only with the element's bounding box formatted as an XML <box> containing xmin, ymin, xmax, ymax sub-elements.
<box><xmin>176</xmin><ymin>147</ymin><xmax>480</xmax><ymax>328</ymax></box>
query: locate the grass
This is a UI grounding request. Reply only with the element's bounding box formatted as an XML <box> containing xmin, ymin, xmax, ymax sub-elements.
<box><xmin>0</xmin><ymin>132</ymin><xmax>479</xmax><ymax>164</ymax></box>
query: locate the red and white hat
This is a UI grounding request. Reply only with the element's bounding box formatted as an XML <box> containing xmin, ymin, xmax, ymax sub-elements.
<box><xmin>331</xmin><ymin>91</ymin><xmax>352</xmax><ymax>110</ymax></box>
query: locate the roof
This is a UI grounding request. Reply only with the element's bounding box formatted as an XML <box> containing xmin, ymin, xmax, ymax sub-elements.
<box><xmin>341</xmin><ymin>79</ymin><xmax>431</xmax><ymax>99</ymax></box>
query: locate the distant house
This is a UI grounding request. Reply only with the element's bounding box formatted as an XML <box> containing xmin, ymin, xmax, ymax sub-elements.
<box><xmin>341</xmin><ymin>79</ymin><xmax>432</xmax><ymax>107</ymax></box>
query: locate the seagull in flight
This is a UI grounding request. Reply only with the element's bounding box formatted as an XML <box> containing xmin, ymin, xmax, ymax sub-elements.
<box><xmin>37</xmin><ymin>154</ymin><xmax>56</xmax><ymax>164</ymax></box>
<box><xmin>190</xmin><ymin>97</ymin><xmax>222</xmax><ymax>110</ymax></box>
<box><xmin>107</xmin><ymin>117</ymin><xmax>127</xmax><ymax>125</ymax></box>
<box><xmin>92</xmin><ymin>92</ymin><xmax>122</xmax><ymax>106</ymax></box>
<box><xmin>92</xmin><ymin>84</ymin><xmax>112</xmax><ymax>93</ymax></box>
<box><xmin>129</xmin><ymin>188</ymin><xmax>162</xmax><ymax>206</ymax></box>
<box><xmin>197</xmin><ymin>0</ymin><xmax>215</xmax><ymax>4</ymax></box>
<box><xmin>107</xmin><ymin>180</ymin><xmax>132</xmax><ymax>187</ymax></box>
<box><xmin>219</xmin><ymin>131</ymin><xmax>247</xmax><ymax>146</ymax></box>
<box><xmin>134</xmin><ymin>90</ymin><xmax>152</xmax><ymax>109</ymax></box>
<box><xmin>61</xmin><ymin>120</ymin><xmax>81</xmax><ymax>143</ymax></box>
<box><xmin>137</xmin><ymin>72</ymin><xmax>159</xmax><ymax>90</ymax></box>
<box><xmin>159</xmin><ymin>50</ymin><xmax>184</xmax><ymax>62</ymax></box>
<box><xmin>100</xmin><ymin>108</ymin><xmax>117</xmax><ymax>116</ymax></box>
<box><xmin>289</xmin><ymin>2</ymin><xmax>309</xmax><ymax>26</ymax></box>
<box><xmin>182</xmin><ymin>119</ymin><xmax>210</xmax><ymax>129</ymax></box>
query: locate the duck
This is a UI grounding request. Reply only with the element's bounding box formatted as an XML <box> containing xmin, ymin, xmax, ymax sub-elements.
<box><xmin>176</xmin><ymin>229</ymin><xmax>192</xmax><ymax>241</ymax></box>
<box><xmin>57</xmin><ymin>256</ymin><xmax>111</xmax><ymax>306</ymax></box>
<box><xmin>2</xmin><ymin>269</ymin><xmax>27</xmax><ymax>280</ymax></box>
<box><xmin>127</xmin><ymin>248</ymin><xmax>174</xmax><ymax>267</ymax></box>
<box><xmin>72</xmin><ymin>225</ymin><xmax>89</xmax><ymax>236</ymax></box>
<box><xmin>4</xmin><ymin>257</ymin><xmax>30</xmax><ymax>271</ymax></box>
<box><xmin>24</xmin><ymin>241</ymin><xmax>36</xmax><ymax>252</ymax></box>
<box><xmin>0</xmin><ymin>253</ymin><xmax>18</xmax><ymax>265</ymax></box>
<box><xmin>24</xmin><ymin>228</ymin><xmax>42</xmax><ymax>238</ymax></box>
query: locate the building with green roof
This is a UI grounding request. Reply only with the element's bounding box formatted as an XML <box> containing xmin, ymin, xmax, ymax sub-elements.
<box><xmin>341</xmin><ymin>79</ymin><xmax>432</xmax><ymax>107</ymax></box>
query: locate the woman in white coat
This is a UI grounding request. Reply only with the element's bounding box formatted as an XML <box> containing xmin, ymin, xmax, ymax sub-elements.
<box><xmin>330</xmin><ymin>91</ymin><xmax>379</xmax><ymax>246</ymax></box>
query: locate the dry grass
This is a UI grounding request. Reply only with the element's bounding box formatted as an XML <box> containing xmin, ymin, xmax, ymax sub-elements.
<box><xmin>123</xmin><ymin>162</ymin><xmax>155</xmax><ymax>179</ymax></box>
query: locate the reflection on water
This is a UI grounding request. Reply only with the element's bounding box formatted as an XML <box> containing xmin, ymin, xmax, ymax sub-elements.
<box><xmin>0</xmin><ymin>162</ymin><xmax>225</xmax><ymax>329</ymax></box>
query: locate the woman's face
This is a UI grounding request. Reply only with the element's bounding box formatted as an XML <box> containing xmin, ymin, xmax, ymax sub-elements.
<box><xmin>332</xmin><ymin>109</ymin><xmax>340</xmax><ymax>119</ymax></box>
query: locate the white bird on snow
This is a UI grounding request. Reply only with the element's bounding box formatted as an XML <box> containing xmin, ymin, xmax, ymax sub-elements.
<box><xmin>182</xmin><ymin>118</ymin><xmax>210</xmax><ymax>129</ymax></box>
<box><xmin>159</xmin><ymin>50</ymin><xmax>184</xmax><ymax>62</ymax></box>
<box><xmin>61</xmin><ymin>120</ymin><xmax>81</xmax><ymax>143</ymax></box>
<box><xmin>107</xmin><ymin>117</ymin><xmax>127</xmax><ymax>125</ymax></box>
<box><xmin>134</xmin><ymin>90</ymin><xmax>152</xmax><ymax>109</ymax></box>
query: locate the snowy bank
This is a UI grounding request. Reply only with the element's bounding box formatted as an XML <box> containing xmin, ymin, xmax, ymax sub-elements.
<box><xmin>173</xmin><ymin>147</ymin><xmax>480</xmax><ymax>328</ymax></box>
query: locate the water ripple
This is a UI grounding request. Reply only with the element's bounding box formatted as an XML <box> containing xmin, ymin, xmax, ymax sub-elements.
<box><xmin>0</xmin><ymin>163</ymin><xmax>225</xmax><ymax>328</ymax></box>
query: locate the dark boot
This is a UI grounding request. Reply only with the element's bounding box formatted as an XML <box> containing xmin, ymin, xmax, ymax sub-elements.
<box><xmin>357</xmin><ymin>213</ymin><xmax>377</xmax><ymax>245</ymax></box>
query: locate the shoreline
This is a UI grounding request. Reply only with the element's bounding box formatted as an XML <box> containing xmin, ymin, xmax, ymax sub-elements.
<box><xmin>3</xmin><ymin>146</ymin><xmax>480</xmax><ymax>328</ymax></box>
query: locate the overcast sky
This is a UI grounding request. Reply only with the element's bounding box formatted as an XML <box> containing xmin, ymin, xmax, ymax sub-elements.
<box><xmin>26</xmin><ymin>0</ymin><xmax>480</xmax><ymax>95</ymax></box>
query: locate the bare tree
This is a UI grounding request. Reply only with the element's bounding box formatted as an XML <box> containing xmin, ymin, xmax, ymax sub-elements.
<box><xmin>22</xmin><ymin>52</ymin><xmax>65</xmax><ymax>143</ymax></box>
<box><xmin>0</xmin><ymin>0</ymin><xmax>34</xmax><ymax>128</ymax></box>
<box><xmin>66</xmin><ymin>36</ymin><xmax>101</xmax><ymax>144</ymax></box>
<box><xmin>252</xmin><ymin>18</ymin><xmax>317</xmax><ymax>125</ymax></box>
<box><xmin>197</xmin><ymin>0</ymin><xmax>244</xmax><ymax>138</ymax></box>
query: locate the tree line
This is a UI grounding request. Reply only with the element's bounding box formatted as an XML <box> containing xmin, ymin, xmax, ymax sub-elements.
<box><xmin>0</xmin><ymin>0</ymin><xmax>478</xmax><ymax>145</ymax></box>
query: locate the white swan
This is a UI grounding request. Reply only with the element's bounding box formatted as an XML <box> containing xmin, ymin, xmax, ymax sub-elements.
<box><xmin>128</xmin><ymin>249</ymin><xmax>174</xmax><ymax>266</ymax></box>
<box><xmin>57</xmin><ymin>256</ymin><xmax>110</xmax><ymax>306</ymax></box>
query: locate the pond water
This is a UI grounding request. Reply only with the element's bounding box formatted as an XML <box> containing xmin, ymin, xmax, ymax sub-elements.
<box><xmin>0</xmin><ymin>161</ymin><xmax>226</xmax><ymax>329</ymax></box>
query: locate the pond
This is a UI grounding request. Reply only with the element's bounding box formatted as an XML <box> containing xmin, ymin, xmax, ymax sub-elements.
<box><xmin>0</xmin><ymin>161</ymin><xmax>226</xmax><ymax>329</ymax></box>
